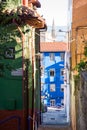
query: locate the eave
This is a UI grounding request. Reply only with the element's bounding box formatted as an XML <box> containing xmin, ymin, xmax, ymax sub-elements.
<box><xmin>1</xmin><ymin>5</ymin><xmax>46</xmax><ymax>29</ymax></box>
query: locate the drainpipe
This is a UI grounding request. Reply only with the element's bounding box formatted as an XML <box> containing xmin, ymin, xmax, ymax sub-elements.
<box><xmin>32</xmin><ymin>47</ymin><xmax>34</xmax><ymax>130</ymax></box>
<box><xmin>75</xmin><ymin>28</ymin><xmax>78</xmax><ymax>65</ymax></box>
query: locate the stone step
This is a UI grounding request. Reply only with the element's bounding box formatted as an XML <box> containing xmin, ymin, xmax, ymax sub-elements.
<box><xmin>38</xmin><ymin>125</ymin><xmax>72</xmax><ymax>130</ymax></box>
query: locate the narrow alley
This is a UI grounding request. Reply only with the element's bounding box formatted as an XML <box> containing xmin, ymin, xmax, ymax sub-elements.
<box><xmin>0</xmin><ymin>0</ymin><xmax>87</xmax><ymax>130</ymax></box>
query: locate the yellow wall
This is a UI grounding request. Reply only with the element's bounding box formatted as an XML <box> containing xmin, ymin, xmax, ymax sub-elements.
<box><xmin>71</xmin><ymin>0</ymin><xmax>87</xmax><ymax>70</ymax></box>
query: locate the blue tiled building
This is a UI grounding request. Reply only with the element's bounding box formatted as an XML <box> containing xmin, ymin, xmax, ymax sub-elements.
<box><xmin>40</xmin><ymin>42</ymin><xmax>67</xmax><ymax>108</ymax></box>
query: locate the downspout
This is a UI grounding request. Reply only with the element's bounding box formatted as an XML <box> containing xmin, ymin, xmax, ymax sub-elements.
<box><xmin>31</xmin><ymin>30</ymin><xmax>35</xmax><ymax>130</ymax></box>
<box><xmin>32</xmin><ymin>48</ymin><xmax>34</xmax><ymax>130</ymax></box>
<box><xmin>75</xmin><ymin>28</ymin><xmax>78</xmax><ymax>66</ymax></box>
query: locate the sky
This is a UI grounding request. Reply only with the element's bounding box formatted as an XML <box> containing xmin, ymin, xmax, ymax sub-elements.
<box><xmin>38</xmin><ymin>0</ymin><xmax>68</xmax><ymax>26</ymax></box>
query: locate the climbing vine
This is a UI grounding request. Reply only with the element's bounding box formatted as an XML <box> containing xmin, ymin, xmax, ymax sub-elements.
<box><xmin>75</xmin><ymin>39</ymin><xmax>87</xmax><ymax>75</ymax></box>
<box><xmin>0</xmin><ymin>1</ymin><xmax>31</xmax><ymax>76</ymax></box>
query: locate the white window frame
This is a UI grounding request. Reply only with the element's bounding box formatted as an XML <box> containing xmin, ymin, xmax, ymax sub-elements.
<box><xmin>60</xmin><ymin>69</ymin><xmax>64</xmax><ymax>76</ymax></box>
<box><xmin>61</xmin><ymin>84</ymin><xmax>64</xmax><ymax>92</ymax></box>
<box><xmin>50</xmin><ymin>99</ymin><xmax>55</xmax><ymax>106</ymax></box>
<box><xmin>50</xmin><ymin>69</ymin><xmax>55</xmax><ymax>77</ymax></box>
<box><xmin>61</xmin><ymin>99</ymin><xmax>64</xmax><ymax>106</ymax></box>
<box><xmin>50</xmin><ymin>84</ymin><xmax>56</xmax><ymax>92</ymax></box>
<box><xmin>49</xmin><ymin>53</ymin><xmax>55</xmax><ymax>61</ymax></box>
<box><xmin>60</xmin><ymin>53</ymin><xmax>65</xmax><ymax>61</ymax></box>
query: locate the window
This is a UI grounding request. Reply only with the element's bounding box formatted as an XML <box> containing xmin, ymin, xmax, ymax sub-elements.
<box><xmin>49</xmin><ymin>53</ymin><xmax>55</xmax><ymax>61</ymax></box>
<box><xmin>61</xmin><ymin>88</ymin><xmax>64</xmax><ymax>92</ymax></box>
<box><xmin>50</xmin><ymin>69</ymin><xmax>55</xmax><ymax>76</ymax></box>
<box><xmin>50</xmin><ymin>84</ymin><xmax>55</xmax><ymax>92</ymax></box>
<box><xmin>61</xmin><ymin>99</ymin><xmax>64</xmax><ymax>106</ymax></box>
<box><xmin>50</xmin><ymin>99</ymin><xmax>55</xmax><ymax>106</ymax></box>
<box><xmin>61</xmin><ymin>84</ymin><xmax>64</xmax><ymax>92</ymax></box>
<box><xmin>4</xmin><ymin>47</ymin><xmax>15</xmax><ymax>59</ymax></box>
<box><xmin>60</xmin><ymin>53</ymin><xmax>65</xmax><ymax>61</ymax></box>
<box><xmin>60</xmin><ymin>69</ymin><xmax>64</xmax><ymax>76</ymax></box>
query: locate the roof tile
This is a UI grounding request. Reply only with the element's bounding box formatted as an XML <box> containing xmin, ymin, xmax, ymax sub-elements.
<box><xmin>40</xmin><ymin>42</ymin><xmax>67</xmax><ymax>52</ymax></box>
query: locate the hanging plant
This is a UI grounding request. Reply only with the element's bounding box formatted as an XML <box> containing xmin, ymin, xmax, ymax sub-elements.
<box><xmin>75</xmin><ymin>60</ymin><xmax>87</xmax><ymax>76</ymax></box>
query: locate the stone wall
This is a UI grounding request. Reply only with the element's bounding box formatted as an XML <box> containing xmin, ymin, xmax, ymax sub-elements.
<box><xmin>76</xmin><ymin>71</ymin><xmax>87</xmax><ymax>130</ymax></box>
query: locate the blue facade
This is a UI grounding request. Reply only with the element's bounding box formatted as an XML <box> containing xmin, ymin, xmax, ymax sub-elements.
<box><xmin>41</xmin><ymin>52</ymin><xmax>65</xmax><ymax>107</ymax></box>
